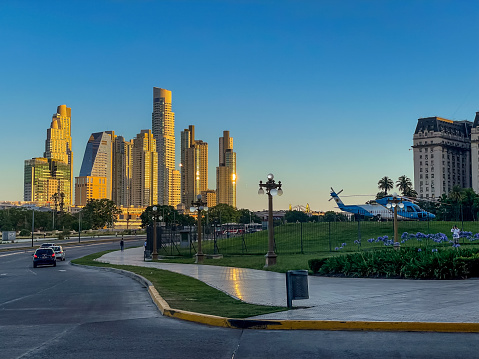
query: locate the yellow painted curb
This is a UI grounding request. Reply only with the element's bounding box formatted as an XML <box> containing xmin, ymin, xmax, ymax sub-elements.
<box><xmin>72</xmin><ymin>263</ymin><xmax>479</xmax><ymax>333</ymax></box>
<box><xmin>147</xmin><ymin>286</ymin><xmax>479</xmax><ymax>332</ymax></box>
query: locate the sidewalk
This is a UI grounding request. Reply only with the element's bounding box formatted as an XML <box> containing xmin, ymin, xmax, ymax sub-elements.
<box><xmin>98</xmin><ymin>247</ymin><xmax>479</xmax><ymax>324</ymax></box>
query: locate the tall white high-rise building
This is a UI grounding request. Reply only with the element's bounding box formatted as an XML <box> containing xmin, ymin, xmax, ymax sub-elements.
<box><xmin>180</xmin><ymin>125</ymin><xmax>208</xmax><ymax>208</ymax></box>
<box><xmin>112</xmin><ymin>136</ymin><xmax>133</xmax><ymax>207</ymax></box>
<box><xmin>216</xmin><ymin>130</ymin><xmax>236</xmax><ymax>207</ymax></box>
<box><xmin>43</xmin><ymin>105</ymin><xmax>73</xmax><ymax>206</ymax></box>
<box><xmin>152</xmin><ymin>87</ymin><xmax>179</xmax><ymax>207</ymax></box>
<box><xmin>131</xmin><ymin>130</ymin><xmax>158</xmax><ymax>207</ymax></box>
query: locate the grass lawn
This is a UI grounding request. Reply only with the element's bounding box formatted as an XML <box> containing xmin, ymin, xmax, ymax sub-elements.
<box><xmin>163</xmin><ymin>220</ymin><xmax>479</xmax><ymax>257</ymax></box>
<box><xmin>72</xmin><ymin>251</ymin><xmax>287</xmax><ymax>318</ymax></box>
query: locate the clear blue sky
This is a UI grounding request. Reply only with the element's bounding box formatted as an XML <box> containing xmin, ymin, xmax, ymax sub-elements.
<box><xmin>1</xmin><ymin>0</ymin><xmax>478</xmax><ymax>211</ymax></box>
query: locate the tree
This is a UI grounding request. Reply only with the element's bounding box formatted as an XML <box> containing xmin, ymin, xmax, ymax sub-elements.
<box><xmin>140</xmin><ymin>205</ymin><xmax>195</xmax><ymax>228</ymax></box>
<box><xmin>448</xmin><ymin>185</ymin><xmax>464</xmax><ymax>221</ymax></box>
<box><xmin>378</xmin><ymin>176</ymin><xmax>394</xmax><ymax>196</ymax></box>
<box><xmin>396</xmin><ymin>175</ymin><xmax>414</xmax><ymax>196</ymax></box>
<box><xmin>403</xmin><ymin>187</ymin><xmax>418</xmax><ymax>198</ymax></box>
<box><xmin>81</xmin><ymin>199</ymin><xmax>121</xmax><ymax>230</ymax></box>
<box><xmin>237</xmin><ymin>208</ymin><xmax>261</xmax><ymax>224</ymax></box>
<box><xmin>208</xmin><ymin>204</ymin><xmax>239</xmax><ymax>224</ymax></box>
<box><xmin>284</xmin><ymin>210</ymin><xmax>310</xmax><ymax>223</ymax></box>
<box><xmin>321</xmin><ymin>211</ymin><xmax>348</xmax><ymax>222</ymax></box>
<box><xmin>376</xmin><ymin>191</ymin><xmax>387</xmax><ymax>199</ymax></box>
<box><xmin>460</xmin><ymin>188</ymin><xmax>477</xmax><ymax>221</ymax></box>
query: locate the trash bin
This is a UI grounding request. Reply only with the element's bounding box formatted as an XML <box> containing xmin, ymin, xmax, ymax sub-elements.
<box><xmin>144</xmin><ymin>250</ymin><xmax>152</xmax><ymax>261</ymax></box>
<box><xmin>180</xmin><ymin>230</ymin><xmax>190</xmax><ymax>248</ymax></box>
<box><xmin>286</xmin><ymin>270</ymin><xmax>309</xmax><ymax>308</ymax></box>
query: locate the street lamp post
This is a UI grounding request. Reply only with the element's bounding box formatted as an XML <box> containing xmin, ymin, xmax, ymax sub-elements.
<box><xmin>386</xmin><ymin>193</ymin><xmax>404</xmax><ymax>250</ymax></box>
<box><xmin>31</xmin><ymin>209</ymin><xmax>35</xmax><ymax>247</ymax></box>
<box><xmin>78</xmin><ymin>211</ymin><xmax>81</xmax><ymax>243</ymax></box>
<box><xmin>258</xmin><ymin>173</ymin><xmax>283</xmax><ymax>267</ymax></box>
<box><xmin>190</xmin><ymin>194</ymin><xmax>208</xmax><ymax>264</ymax></box>
<box><xmin>151</xmin><ymin>206</ymin><xmax>162</xmax><ymax>261</ymax></box>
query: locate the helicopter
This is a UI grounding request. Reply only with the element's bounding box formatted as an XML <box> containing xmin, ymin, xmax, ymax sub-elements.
<box><xmin>329</xmin><ymin>188</ymin><xmax>436</xmax><ymax>221</ymax></box>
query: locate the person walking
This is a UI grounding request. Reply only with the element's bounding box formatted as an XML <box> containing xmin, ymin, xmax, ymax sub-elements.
<box><xmin>451</xmin><ymin>225</ymin><xmax>460</xmax><ymax>246</ymax></box>
<box><xmin>120</xmin><ymin>239</ymin><xmax>124</xmax><ymax>251</ymax></box>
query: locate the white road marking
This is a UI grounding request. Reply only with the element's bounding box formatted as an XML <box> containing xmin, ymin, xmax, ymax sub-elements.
<box><xmin>27</xmin><ymin>267</ymin><xmax>37</xmax><ymax>275</ymax></box>
<box><xmin>0</xmin><ymin>252</ymin><xmax>22</xmax><ymax>258</ymax></box>
<box><xmin>58</xmin><ymin>270</ymin><xmax>66</xmax><ymax>272</ymax></box>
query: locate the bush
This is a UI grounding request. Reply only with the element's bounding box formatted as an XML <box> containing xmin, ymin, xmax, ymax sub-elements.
<box><xmin>454</xmin><ymin>254</ymin><xmax>479</xmax><ymax>278</ymax></box>
<box><xmin>308</xmin><ymin>258</ymin><xmax>328</xmax><ymax>274</ymax></box>
<box><xmin>19</xmin><ymin>229</ymin><xmax>31</xmax><ymax>237</ymax></box>
<box><xmin>309</xmin><ymin>247</ymin><xmax>479</xmax><ymax>279</ymax></box>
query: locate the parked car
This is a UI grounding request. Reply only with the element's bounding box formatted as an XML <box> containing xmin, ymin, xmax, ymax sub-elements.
<box><xmin>40</xmin><ymin>243</ymin><xmax>55</xmax><ymax>248</ymax></box>
<box><xmin>33</xmin><ymin>248</ymin><xmax>56</xmax><ymax>268</ymax></box>
<box><xmin>52</xmin><ymin>246</ymin><xmax>65</xmax><ymax>261</ymax></box>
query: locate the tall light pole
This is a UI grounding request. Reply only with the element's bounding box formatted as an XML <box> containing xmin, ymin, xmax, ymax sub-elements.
<box><xmin>258</xmin><ymin>173</ymin><xmax>283</xmax><ymax>267</ymax></box>
<box><xmin>78</xmin><ymin>211</ymin><xmax>81</xmax><ymax>243</ymax></box>
<box><xmin>151</xmin><ymin>206</ymin><xmax>162</xmax><ymax>261</ymax></box>
<box><xmin>31</xmin><ymin>208</ymin><xmax>35</xmax><ymax>247</ymax></box>
<box><xmin>386</xmin><ymin>193</ymin><xmax>404</xmax><ymax>250</ymax></box>
<box><xmin>190</xmin><ymin>194</ymin><xmax>208</xmax><ymax>264</ymax></box>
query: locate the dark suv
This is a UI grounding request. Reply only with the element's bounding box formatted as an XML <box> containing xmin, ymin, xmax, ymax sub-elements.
<box><xmin>33</xmin><ymin>248</ymin><xmax>56</xmax><ymax>268</ymax></box>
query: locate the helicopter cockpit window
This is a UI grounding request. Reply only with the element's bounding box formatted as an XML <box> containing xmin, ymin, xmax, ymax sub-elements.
<box><xmin>407</xmin><ymin>206</ymin><xmax>415</xmax><ymax>212</ymax></box>
<box><xmin>412</xmin><ymin>204</ymin><xmax>421</xmax><ymax>212</ymax></box>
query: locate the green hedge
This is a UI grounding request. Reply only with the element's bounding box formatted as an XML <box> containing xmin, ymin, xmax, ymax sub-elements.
<box><xmin>309</xmin><ymin>247</ymin><xmax>479</xmax><ymax>279</ymax></box>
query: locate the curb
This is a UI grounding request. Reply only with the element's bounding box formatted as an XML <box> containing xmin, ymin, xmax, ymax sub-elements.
<box><xmin>71</xmin><ymin>263</ymin><xmax>479</xmax><ymax>333</ymax></box>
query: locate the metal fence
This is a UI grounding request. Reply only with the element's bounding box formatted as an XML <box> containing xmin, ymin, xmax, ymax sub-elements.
<box><xmin>146</xmin><ymin>218</ymin><xmax>479</xmax><ymax>257</ymax></box>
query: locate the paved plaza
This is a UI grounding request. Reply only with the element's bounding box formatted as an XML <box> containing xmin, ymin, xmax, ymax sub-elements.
<box><xmin>99</xmin><ymin>247</ymin><xmax>479</xmax><ymax>323</ymax></box>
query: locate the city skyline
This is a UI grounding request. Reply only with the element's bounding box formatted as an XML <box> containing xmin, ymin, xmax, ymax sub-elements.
<box><xmin>2</xmin><ymin>1</ymin><xmax>478</xmax><ymax>211</ymax></box>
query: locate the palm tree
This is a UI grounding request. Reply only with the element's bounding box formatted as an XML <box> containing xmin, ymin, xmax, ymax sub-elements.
<box><xmin>378</xmin><ymin>176</ymin><xmax>394</xmax><ymax>196</ymax></box>
<box><xmin>448</xmin><ymin>185</ymin><xmax>464</xmax><ymax>222</ymax></box>
<box><xmin>449</xmin><ymin>185</ymin><xmax>464</xmax><ymax>204</ymax></box>
<box><xmin>396</xmin><ymin>175</ymin><xmax>413</xmax><ymax>196</ymax></box>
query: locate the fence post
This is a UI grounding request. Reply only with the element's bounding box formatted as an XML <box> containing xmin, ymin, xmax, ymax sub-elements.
<box><xmin>300</xmin><ymin>222</ymin><xmax>303</xmax><ymax>254</ymax></box>
<box><xmin>328</xmin><ymin>221</ymin><xmax>332</xmax><ymax>252</ymax></box>
<box><xmin>214</xmin><ymin>225</ymin><xmax>217</xmax><ymax>255</ymax></box>
<box><xmin>357</xmin><ymin>215</ymin><xmax>361</xmax><ymax>244</ymax></box>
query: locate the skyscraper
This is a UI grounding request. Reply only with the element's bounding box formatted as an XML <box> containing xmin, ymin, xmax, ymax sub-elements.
<box><xmin>152</xmin><ymin>87</ymin><xmax>179</xmax><ymax>206</ymax></box>
<box><xmin>470</xmin><ymin>113</ymin><xmax>479</xmax><ymax>193</ymax></box>
<box><xmin>24</xmin><ymin>158</ymin><xmax>70</xmax><ymax>208</ymax></box>
<box><xmin>412</xmin><ymin>117</ymin><xmax>472</xmax><ymax>199</ymax></box>
<box><xmin>112</xmin><ymin>136</ymin><xmax>133</xmax><ymax>207</ymax></box>
<box><xmin>216</xmin><ymin>131</ymin><xmax>236</xmax><ymax>207</ymax></box>
<box><xmin>75</xmin><ymin>131</ymin><xmax>114</xmax><ymax>206</ymax></box>
<box><xmin>24</xmin><ymin>105</ymin><xmax>73</xmax><ymax>208</ymax></box>
<box><xmin>131</xmin><ymin>130</ymin><xmax>158</xmax><ymax>207</ymax></box>
<box><xmin>180</xmin><ymin>125</ymin><xmax>208</xmax><ymax>208</ymax></box>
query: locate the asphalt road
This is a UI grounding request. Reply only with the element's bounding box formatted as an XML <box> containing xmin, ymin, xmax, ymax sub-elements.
<box><xmin>1</xmin><ymin>239</ymin><xmax>479</xmax><ymax>359</ymax></box>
